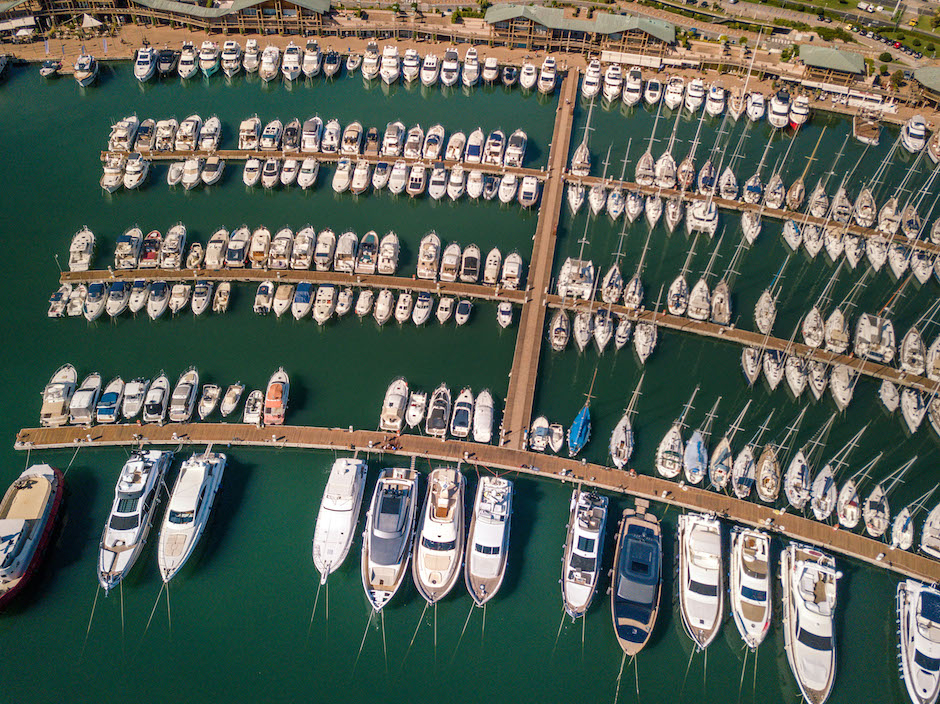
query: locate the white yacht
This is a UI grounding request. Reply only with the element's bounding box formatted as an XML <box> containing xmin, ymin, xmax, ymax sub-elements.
<box><xmin>313</xmin><ymin>284</ymin><xmax>337</xmax><ymax>324</ymax></box>
<box><xmin>177</xmin><ymin>42</ymin><xmax>198</xmax><ymax>79</ymax></box>
<box><xmin>603</xmin><ymin>64</ymin><xmax>623</xmax><ymax>102</ymax></box>
<box><xmin>902</xmin><ymin>115</ymin><xmax>928</xmax><ymax>153</ymax></box>
<box><xmin>420</xmin><ymin>53</ymin><xmax>440</xmax><ymax>86</ymax></box>
<box><xmin>69</xmin><ymin>227</ymin><xmax>95</xmax><ymax>272</ymax></box>
<box><xmin>440</xmin><ymin>48</ymin><xmax>460</xmax><ymax>86</ymax></box>
<box><xmin>379</xmin><ymin>44</ymin><xmax>400</xmax><ymax>84</ymax></box>
<box><xmin>361</xmin><ymin>467</ymin><xmax>419</xmax><ymax>611</ymax></box>
<box><xmin>379</xmin><ymin>377</ymin><xmax>409</xmax><ymax>433</ymax></box>
<box><xmin>678</xmin><ymin>513</ymin><xmax>724</xmax><ymax>649</ymax></box>
<box><xmin>68</xmin><ymin>373</ymin><xmax>101</xmax><ymax>426</ymax></box>
<box><xmin>561</xmin><ymin>491</ymin><xmax>608</xmax><ymax>618</ymax></box>
<box><xmin>95</xmin><ymin>377</ymin><xmax>124</xmax><ymax>424</ymax></box>
<box><xmin>220</xmin><ymin>40</ymin><xmax>242</xmax><ymax>77</ymax></box>
<box><xmin>462</xmin><ymin>46</ymin><xmax>480</xmax><ymax>87</ymax></box>
<box><xmin>781</xmin><ymin>543</ymin><xmax>839</xmax><ymax>704</ymax></box>
<box><xmin>157</xmin><ymin>451</ymin><xmax>226</xmax><ymax>582</ymax></box>
<box><xmin>40</xmin><ymin>364</ymin><xmax>77</xmax><ymax>427</ymax></box>
<box><xmin>121</xmin><ymin>378</ymin><xmax>149</xmax><ymax>420</ymax></box>
<box><xmin>417</xmin><ymin>232</ymin><xmax>441</xmax><ymax>279</ymax></box>
<box><xmin>413</xmin><ymin>467</ymin><xmax>465</xmax><ymax>604</ymax></box>
<box><xmin>663</xmin><ymin>76</ymin><xmax>685</xmax><ymax>110</ymax></box>
<box><xmin>581</xmin><ymin>59</ymin><xmax>601</xmax><ymax>99</ymax></box>
<box><xmin>898</xmin><ymin>579</ymin><xmax>940</xmax><ymax>704</ymax></box>
<box><xmin>142</xmin><ymin>373</ymin><xmax>170</xmax><ymax>424</ymax></box>
<box><xmin>242</xmin><ymin>39</ymin><xmax>260</xmax><ymax>73</ymax></box>
<box><xmin>73</xmin><ymin>54</ymin><xmax>98</xmax><ymax>87</ymax></box>
<box><xmin>113</xmin><ymin>228</ymin><xmax>144</xmax><ymax>271</ymax></box>
<box><xmin>482</xmin><ymin>56</ymin><xmax>499</xmax><ymax>83</ymax></box>
<box><xmin>198</xmin><ymin>41</ymin><xmax>220</xmax><ymax>77</ymax></box>
<box><xmin>730</xmin><ymin>528</ymin><xmax>771</xmax><ymax>649</ymax></box>
<box><xmin>314</xmin><ymin>229</ymin><xmax>336</xmax><ymax>271</ymax></box>
<box><xmin>401</xmin><ymin>48</ymin><xmax>420</xmax><ymax>82</ymax></box>
<box><xmin>746</xmin><ymin>92</ymin><xmax>766</xmax><ymax>121</ymax></box>
<box><xmin>168</xmin><ymin>367</ymin><xmax>199</xmax><ymax>423</ymax></box>
<box><xmin>623</xmin><ymin>67</ymin><xmax>643</xmax><ymax>106</ymax></box>
<box><xmin>465</xmin><ymin>476</ymin><xmax>512</xmax><ymax>606</ymax></box>
<box><xmin>425</xmin><ymin>384</ymin><xmax>451</xmax><ymax>438</ymax></box>
<box><xmin>519</xmin><ymin>62</ymin><xmax>537</xmax><ymax>91</ymax></box>
<box><xmin>537</xmin><ymin>55</ymin><xmax>556</xmax><ymax>94</ymax></box>
<box><xmin>768</xmin><ymin>91</ymin><xmax>790</xmax><ymax>129</ymax></box>
<box><xmin>377</xmin><ymin>232</ymin><xmax>399</xmax><ymax>274</ymax></box>
<box><xmin>312</xmin><ymin>458</ymin><xmax>368</xmax><ymax>584</ymax></box>
<box><xmin>259</xmin><ymin>44</ymin><xmax>281</xmax><ymax>82</ymax></box>
<box><xmin>302</xmin><ymin>40</ymin><xmax>321</xmax><ymax>78</ymax></box>
<box><xmin>361</xmin><ymin>42</ymin><xmax>380</xmax><ymax>80</ymax></box>
<box><xmin>133</xmin><ymin>45</ymin><xmax>157</xmax><ymax>82</ymax></box>
<box><xmin>473</xmin><ymin>389</ymin><xmax>494</xmax><ymax>444</ymax></box>
<box><xmin>98</xmin><ymin>450</ymin><xmax>173</xmax><ymax>593</ymax></box>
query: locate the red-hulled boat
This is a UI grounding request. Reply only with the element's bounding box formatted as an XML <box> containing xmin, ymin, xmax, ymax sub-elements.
<box><xmin>0</xmin><ymin>464</ymin><xmax>64</xmax><ymax>608</ymax></box>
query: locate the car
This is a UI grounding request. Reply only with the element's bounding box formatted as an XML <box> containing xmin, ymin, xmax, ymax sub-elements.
<box><xmin>916</xmin><ymin>52</ymin><xmax>923</xmax><ymax>59</ymax></box>
<box><xmin>894</xmin><ymin>41</ymin><xmax>901</xmax><ymax>48</ymax></box>
<box><xmin>866</xmin><ymin>31</ymin><xmax>874</xmax><ymax>38</ymax></box>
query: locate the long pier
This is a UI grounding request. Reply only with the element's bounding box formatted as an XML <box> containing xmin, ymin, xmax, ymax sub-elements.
<box><xmin>546</xmin><ymin>295</ymin><xmax>940</xmax><ymax>395</ymax></box>
<box><xmin>102</xmin><ymin>148</ymin><xmax>548</xmax><ymax>181</ymax></box>
<box><xmin>60</xmin><ymin>268</ymin><xmax>526</xmax><ymax>304</ymax></box>
<box><xmin>13</xmin><ymin>422</ymin><xmax>940</xmax><ymax>583</ymax></box>
<box><xmin>570</xmin><ymin>174</ymin><xmax>940</xmax><ymax>257</ymax></box>
<box><xmin>501</xmin><ymin>71</ymin><xmax>579</xmax><ymax>451</ymax></box>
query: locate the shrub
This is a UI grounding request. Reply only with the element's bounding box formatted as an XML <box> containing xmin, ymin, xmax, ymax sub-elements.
<box><xmin>891</xmin><ymin>69</ymin><xmax>904</xmax><ymax>88</ymax></box>
<box><xmin>880</xmin><ymin>64</ymin><xmax>888</xmax><ymax>75</ymax></box>
<box><xmin>928</xmin><ymin>43</ymin><xmax>936</xmax><ymax>52</ymax></box>
<box><xmin>879</xmin><ymin>51</ymin><xmax>892</xmax><ymax>62</ymax></box>
<box><xmin>913</xmin><ymin>38</ymin><xmax>922</xmax><ymax>47</ymax></box>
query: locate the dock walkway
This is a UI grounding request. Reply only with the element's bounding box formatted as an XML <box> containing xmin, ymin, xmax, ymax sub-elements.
<box><xmin>571</xmin><ymin>174</ymin><xmax>940</xmax><ymax>256</ymax></box>
<box><xmin>546</xmin><ymin>295</ymin><xmax>940</xmax><ymax>395</ymax></box>
<box><xmin>501</xmin><ymin>71</ymin><xmax>579</xmax><ymax>451</ymax></box>
<box><xmin>14</xmin><ymin>421</ymin><xmax>939</xmax><ymax>583</ymax></box>
<box><xmin>61</xmin><ymin>269</ymin><xmax>526</xmax><ymax>304</ymax></box>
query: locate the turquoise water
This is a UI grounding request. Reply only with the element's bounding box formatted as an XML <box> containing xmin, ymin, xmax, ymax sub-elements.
<box><xmin>0</xmin><ymin>62</ymin><xmax>929</xmax><ymax>703</ymax></box>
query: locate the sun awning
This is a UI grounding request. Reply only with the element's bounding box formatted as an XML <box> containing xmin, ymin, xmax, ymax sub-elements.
<box><xmin>0</xmin><ymin>16</ymin><xmax>35</xmax><ymax>31</ymax></box>
<box><xmin>15</xmin><ymin>26</ymin><xmax>33</xmax><ymax>36</ymax></box>
<box><xmin>81</xmin><ymin>13</ymin><xmax>103</xmax><ymax>28</ymax></box>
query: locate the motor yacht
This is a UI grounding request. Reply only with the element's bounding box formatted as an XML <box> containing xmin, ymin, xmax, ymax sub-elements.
<box><xmin>333</xmin><ymin>231</ymin><xmax>358</xmax><ymax>272</ymax></box>
<box><xmin>198</xmin><ymin>41</ymin><xmax>220</xmax><ymax>77</ymax></box>
<box><xmin>83</xmin><ymin>282</ymin><xmax>107</xmax><ymax>322</ymax></box>
<box><xmin>790</xmin><ymin>95</ymin><xmax>810</xmax><ymax>129</ymax></box>
<box><xmin>417</xmin><ymin>232</ymin><xmax>441</xmax><ymax>279</ymax></box>
<box><xmin>175</xmin><ymin>114</ymin><xmax>202</xmax><ymax>151</ymax></box>
<box><xmin>40</xmin><ymin>364</ymin><xmax>77</xmax><ymax>427</ymax></box>
<box><xmin>678</xmin><ymin>513</ymin><xmax>724</xmax><ymax>650</ymax></box>
<box><xmin>898</xmin><ymin>579</ymin><xmax>940</xmax><ymax>704</ymax></box>
<box><xmin>313</xmin><ymin>284</ymin><xmax>337</xmax><ymax>324</ymax></box>
<box><xmin>781</xmin><ymin>543</ymin><xmax>839</xmax><ymax>704</ymax></box>
<box><xmin>420</xmin><ymin>53</ymin><xmax>440</xmax><ymax>86</ymax></box>
<box><xmin>768</xmin><ymin>91</ymin><xmax>790</xmax><ymax>129</ymax></box>
<box><xmin>263</xmin><ymin>368</ymin><xmax>289</xmax><ymax>426</ymax></box>
<box><xmin>902</xmin><ymin>115</ymin><xmax>928</xmax><ymax>153</ymax></box>
<box><xmin>730</xmin><ymin>528</ymin><xmax>771</xmax><ymax>649</ymax></box>
<box><xmin>323</xmin><ymin>48</ymin><xmax>340</xmax><ymax>77</ymax></box>
<box><xmin>610</xmin><ymin>507</ymin><xmax>661</xmax><ymax>655</ymax></box>
<box><xmin>361</xmin><ymin>467</ymin><xmax>419</xmax><ymax>610</ymax></box>
<box><xmin>379</xmin><ymin>44</ymin><xmax>400</xmax><ymax>84</ymax></box>
<box><xmin>259</xmin><ymin>44</ymin><xmax>281</xmax><ymax>82</ymax></box>
<box><xmin>746</xmin><ymin>92</ymin><xmax>765</xmax><ymax>121</ymax></box>
<box><xmin>537</xmin><ymin>55</ymin><xmax>556</xmax><ymax>94</ymax></box>
<box><xmin>142</xmin><ymin>373</ymin><xmax>170</xmax><ymax>424</ymax></box>
<box><xmin>380</xmin><ymin>377</ymin><xmax>409</xmax><ymax>432</ymax></box>
<box><xmin>177</xmin><ymin>43</ymin><xmax>198</xmax><ymax>79</ymax></box>
<box><xmin>105</xmin><ymin>281</ymin><xmax>130</xmax><ymax>318</ymax></box>
<box><xmin>301</xmin><ymin>40</ymin><xmax>322</xmax><ymax>78</ymax></box>
<box><xmin>157</xmin><ymin>451</ymin><xmax>226</xmax><ymax>582</ymax></box>
<box><xmin>440</xmin><ymin>48</ymin><xmax>460</xmax><ymax>86</ymax></box>
<box><xmin>0</xmin><ymin>464</ymin><xmax>65</xmax><ymax>607</ymax></box>
<box><xmin>242</xmin><ymin>39</ymin><xmax>260</xmax><ymax>73</ymax></box>
<box><xmin>168</xmin><ymin>367</ymin><xmax>199</xmax><ymax>423</ymax></box>
<box><xmin>219</xmin><ymin>383</ymin><xmax>244</xmax><ymax>418</ymax></box>
<box><xmin>74</xmin><ymin>54</ymin><xmax>98</xmax><ymax>87</ymax></box>
<box><xmin>133</xmin><ymin>45</ymin><xmax>157</xmax><ymax>82</ymax></box>
<box><xmin>425</xmin><ymin>384</ymin><xmax>451</xmax><ymax>437</ymax></box>
<box><xmin>314</xmin><ymin>229</ymin><xmax>336</xmax><ymax>271</ymax></box>
<box><xmin>221</xmin><ymin>40</ymin><xmax>242</xmax><ymax>77</ymax></box>
<box><xmin>644</xmin><ymin>78</ymin><xmax>662</xmax><ymax>105</ymax></box>
<box><xmin>412</xmin><ymin>467</ymin><xmax>465</xmax><ymax>604</ymax></box>
<box><xmin>98</xmin><ymin>450</ymin><xmax>173</xmax><ymax>593</ymax></box>
<box><xmin>401</xmin><ymin>48</ymin><xmax>420</xmax><ymax>82</ymax></box>
<box><xmin>561</xmin><ymin>491</ymin><xmax>608</xmax><ymax>618</ymax></box>
<box><xmin>312</xmin><ymin>458</ymin><xmax>368</xmax><ymax>585</ymax></box>
<box><xmin>502</xmin><ymin>65</ymin><xmax>519</xmax><ymax>87</ymax></box>
<box><xmin>464</xmin><ymin>476</ymin><xmax>512</xmax><ymax>606</ymax></box>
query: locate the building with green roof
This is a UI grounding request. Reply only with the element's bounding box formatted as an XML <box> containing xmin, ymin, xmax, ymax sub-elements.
<box><xmin>799</xmin><ymin>44</ymin><xmax>866</xmax><ymax>86</ymax></box>
<box><xmin>484</xmin><ymin>4</ymin><xmax>675</xmax><ymax>55</ymax></box>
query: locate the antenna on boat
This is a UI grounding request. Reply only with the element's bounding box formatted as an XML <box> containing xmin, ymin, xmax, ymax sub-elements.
<box><xmin>676</xmin><ymin>385</ymin><xmax>700</xmax><ymax>431</ymax></box>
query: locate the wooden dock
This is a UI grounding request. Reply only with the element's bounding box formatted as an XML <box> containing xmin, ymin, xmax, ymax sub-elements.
<box><xmin>60</xmin><ymin>268</ymin><xmax>526</xmax><ymax>305</ymax></box>
<box><xmin>501</xmin><ymin>71</ymin><xmax>579</xmax><ymax>451</ymax></box>
<box><xmin>102</xmin><ymin>148</ymin><xmax>548</xmax><ymax>181</ymax></box>
<box><xmin>14</xmin><ymin>421</ymin><xmax>940</xmax><ymax>583</ymax></box>
<box><xmin>570</xmin><ymin>174</ymin><xmax>940</xmax><ymax>257</ymax></box>
<box><xmin>546</xmin><ymin>295</ymin><xmax>940</xmax><ymax>396</ymax></box>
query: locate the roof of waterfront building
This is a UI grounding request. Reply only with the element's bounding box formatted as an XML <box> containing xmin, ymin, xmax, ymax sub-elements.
<box><xmin>129</xmin><ymin>0</ymin><xmax>330</xmax><ymax>19</ymax></box>
<box><xmin>914</xmin><ymin>67</ymin><xmax>940</xmax><ymax>93</ymax></box>
<box><xmin>484</xmin><ymin>4</ymin><xmax>675</xmax><ymax>44</ymax></box>
<box><xmin>799</xmin><ymin>45</ymin><xmax>865</xmax><ymax>74</ymax></box>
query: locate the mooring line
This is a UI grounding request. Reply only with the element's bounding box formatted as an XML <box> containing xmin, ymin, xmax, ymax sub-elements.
<box><xmin>612</xmin><ymin>651</ymin><xmax>626</xmax><ymax>704</ymax></box>
<box><xmin>451</xmin><ymin>603</ymin><xmax>475</xmax><ymax>663</ymax></box>
<box><xmin>352</xmin><ymin>610</ymin><xmax>375</xmax><ymax>675</ymax></box>
<box><xmin>402</xmin><ymin>601</ymin><xmax>429</xmax><ymax>666</ymax></box>
<box><xmin>81</xmin><ymin>585</ymin><xmax>101</xmax><ymax>660</ymax></box>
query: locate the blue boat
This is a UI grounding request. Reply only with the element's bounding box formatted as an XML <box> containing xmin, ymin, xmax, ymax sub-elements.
<box><xmin>683</xmin><ymin>430</ymin><xmax>707</xmax><ymax>484</ymax></box>
<box><xmin>567</xmin><ymin>404</ymin><xmax>591</xmax><ymax>457</ymax></box>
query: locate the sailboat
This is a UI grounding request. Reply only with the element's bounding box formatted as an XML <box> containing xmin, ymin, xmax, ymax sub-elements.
<box><xmin>684</xmin><ymin>397</ymin><xmax>720</xmax><ymax>485</ymax></box>
<box><xmin>709</xmin><ymin>400</ymin><xmax>751</xmax><ymax>491</ymax></box>
<box><xmin>756</xmin><ymin>406</ymin><xmax>806</xmax><ymax>503</ymax></box>
<box><xmin>862</xmin><ymin>457</ymin><xmax>916</xmax><ymax>538</ymax></box>
<box><xmin>567</xmin><ymin>369</ymin><xmax>597</xmax><ymax>457</ymax></box>
<box><xmin>688</xmin><ymin>233</ymin><xmax>723</xmax><ymax>321</ymax></box>
<box><xmin>610</xmin><ymin>374</ymin><xmax>644</xmax><ymax>469</ymax></box>
<box><xmin>667</xmin><ymin>233</ymin><xmax>698</xmax><ymax>317</ymax></box>
<box><xmin>892</xmin><ymin>485</ymin><xmax>937</xmax><ymax>550</ymax></box>
<box><xmin>836</xmin><ymin>453</ymin><xmax>882</xmax><ymax>530</ymax></box>
<box><xmin>810</xmin><ymin>426</ymin><xmax>867</xmax><ymax>522</ymax></box>
<box><xmin>731</xmin><ymin>412</ymin><xmax>773</xmax><ymax>500</ymax></box>
<box><xmin>784</xmin><ymin>414</ymin><xmax>836</xmax><ymax>510</ymax></box>
<box><xmin>656</xmin><ymin>386</ymin><xmax>699</xmax><ymax>479</ymax></box>
<box><xmin>570</xmin><ymin>99</ymin><xmax>594</xmax><ymax>178</ymax></box>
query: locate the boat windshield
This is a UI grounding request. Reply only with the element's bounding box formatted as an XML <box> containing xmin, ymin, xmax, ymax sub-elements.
<box><xmin>168</xmin><ymin>509</ymin><xmax>195</xmax><ymax>525</ymax></box>
<box><xmin>915</xmin><ymin>649</ymin><xmax>940</xmax><ymax>672</ymax></box>
<box><xmin>110</xmin><ymin>513</ymin><xmax>140</xmax><ymax>531</ymax></box>
<box><xmin>689</xmin><ymin>579</ymin><xmax>718</xmax><ymax>597</ymax></box>
<box><xmin>475</xmin><ymin>543</ymin><xmax>500</xmax><ymax>556</ymax></box>
<box><xmin>422</xmin><ymin>537</ymin><xmax>456</xmax><ymax>551</ymax></box>
<box><xmin>741</xmin><ymin>584</ymin><xmax>767</xmax><ymax>602</ymax></box>
<box><xmin>796</xmin><ymin>627</ymin><xmax>832</xmax><ymax>651</ymax></box>
<box><xmin>570</xmin><ymin>552</ymin><xmax>596</xmax><ymax>573</ymax></box>
<box><xmin>922</xmin><ymin>592</ymin><xmax>940</xmax><ymax>624</ymax></box>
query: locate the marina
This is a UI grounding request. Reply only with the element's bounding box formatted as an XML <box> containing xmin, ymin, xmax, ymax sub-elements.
<box><xmin>3</xmin><ymin>37</ymin><xmax>940</xmax><ymax>704</ymax></box>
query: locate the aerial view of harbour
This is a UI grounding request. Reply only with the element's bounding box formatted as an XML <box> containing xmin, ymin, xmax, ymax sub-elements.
<box><xmin>2</xmin><ymin>2</ymin><xmax>940</xmax><ymax>701</ymax></box>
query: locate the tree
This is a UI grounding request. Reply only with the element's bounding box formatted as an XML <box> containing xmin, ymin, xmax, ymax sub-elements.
<box><xmin>913</xmin><ymin>38</ymin><xmax>922</xmax><ymax>47</ymax></box>
<box><xmin>880</xmin><ymin>63</ymin><xmax>888</xmax><ymax>75</ymax></box>
<box><xmin>879</xmin><ymin>51</ymin><xmax>892</xmax><ymax>62</ymax></box>
<box><xmin>928</xmin><ymin>43</ymin><xmax>936</xmax><ymax>52</ymax></box>
<box><xmin>781</xmin><ymin>47</ymin><xmax>792</xmax><ymax>60</ymax></box>
<box><xmin>891</xmin><ymin>69</ymin><xmax>904</xmax><ymax>88</ymax></box>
